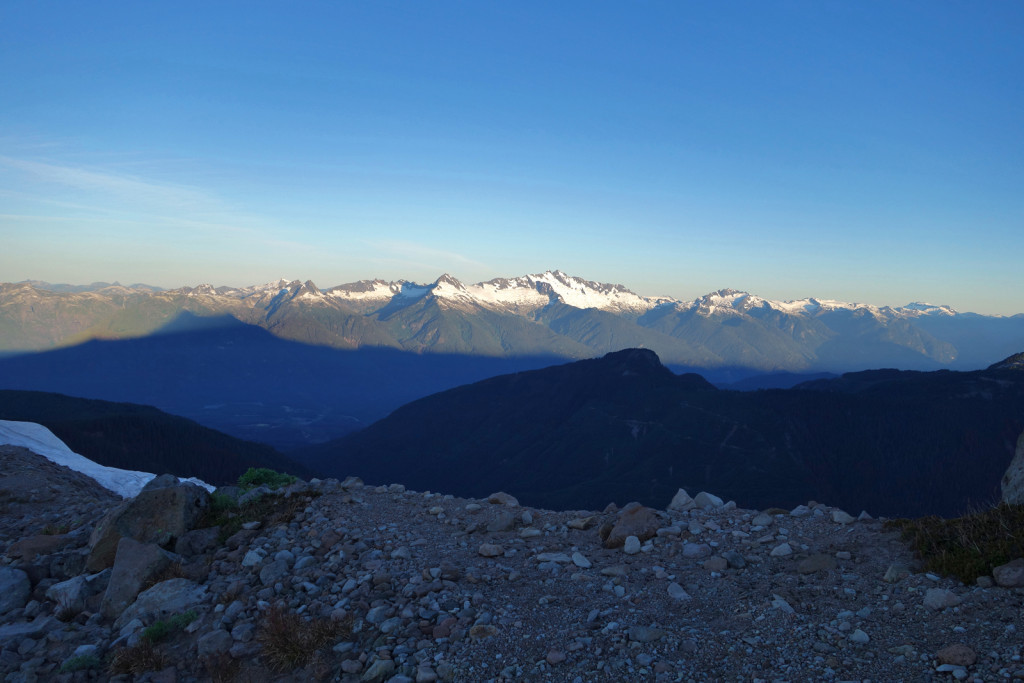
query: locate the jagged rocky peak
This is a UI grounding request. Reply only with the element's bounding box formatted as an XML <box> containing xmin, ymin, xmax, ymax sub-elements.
<box><xmin>432</xmin><ymin>273</ymin><xmax>473</xmax><ymax>301</ymax></box>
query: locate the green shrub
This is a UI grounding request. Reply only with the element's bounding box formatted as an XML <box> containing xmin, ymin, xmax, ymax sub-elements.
<box><xmin>142</xmin><ymin>609</ymin><xmax>198</xmax><ymax>643</ymax></box>
<box><xmin>887</xmin><ymin>503</ymin><xmax>1024</xmax><ymax>583</ymax></box>
<box><xmin>59</xmin><ymin>654</ymin><xmax>101</xmax><ymax>673</ymax></box>
<box><xmin>238</xmin><ymin>467</ymin><xmax>296</xmax><ymax>491</ymax></box>
<box><xmin>210</xmin><ymin>491</ymin><xmax>238</xmax><ymax>512</ymax></box>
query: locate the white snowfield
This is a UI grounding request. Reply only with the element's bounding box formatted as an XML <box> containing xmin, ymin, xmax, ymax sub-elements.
<box><xmin>0</xmin><ymin>420</ymin><xmax>214</xmax><ymax>499</ymax></box>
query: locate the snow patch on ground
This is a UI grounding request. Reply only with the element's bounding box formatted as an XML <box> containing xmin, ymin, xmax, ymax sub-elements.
<box><xmin>0</xmin><ymin>420</ymin><xmax>214</xmax><ymax>498</ymax></box>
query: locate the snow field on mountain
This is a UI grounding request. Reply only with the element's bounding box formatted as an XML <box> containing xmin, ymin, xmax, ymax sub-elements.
<box><xmin>0</xmin><ymin>420</ymin><xmax>212</xmax><ymax>498</ymax></box>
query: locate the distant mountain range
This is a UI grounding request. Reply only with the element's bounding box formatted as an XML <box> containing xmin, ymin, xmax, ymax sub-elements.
<box><xmin>299</xmin><ymin>349</ymin><xmax>1024</xmax><ymax>518</ymax></box>
<box><xmin>4</xmin><ymin>271</ymin><xmax>1024</xmax><ymax>372</ymax></box>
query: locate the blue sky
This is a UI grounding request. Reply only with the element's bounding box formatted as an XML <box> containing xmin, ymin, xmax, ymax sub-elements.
<box><xmin>1</xmin><ymin>2</ymin><xmax>1021</xmax><ymax>314</ymax></box>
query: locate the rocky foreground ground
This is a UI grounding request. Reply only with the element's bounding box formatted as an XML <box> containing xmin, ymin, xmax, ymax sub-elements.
<box><xmin>2</xmin><ymin>444</ymin><xmax>1024</xmax><ymax>682</ymax></box>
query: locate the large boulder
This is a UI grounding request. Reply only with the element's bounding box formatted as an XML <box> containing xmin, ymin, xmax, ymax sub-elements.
<box><xmin>993</xmin><ymin>558</ymin><xmax>1024</xmax><ymax>587</ymax></box>
<box><xmin>602</xmin><ymin>503</ymin><xmax>663</xmax><ymax>549</ymax></box>
<box><xmin>45</xmin><ymin>570</ymin><xmax>110</xmax><ymax>615</ymax></box>
<box><xmin>87</xmin><ymin>480</ymin><xmax>210</xmax><ymax>572</ymax></box>
<box><xmin>101</xmin><ymin>538</ymin><xmax>177</xmax><ymax>619</ymax></box>
<box><xmin>0</xmin><ymin>567</ymin><xmax>30</xmax><ymax>615</ymax></box>
<box><xmin>1001</xmin><ymin>431</ymin><xmax>1024</xmax><ymax>505</ymax></box>
<box><xmin>113</xmin><ymin>578</ymin><xmax>208</xmax><ymax>631</ymax></box>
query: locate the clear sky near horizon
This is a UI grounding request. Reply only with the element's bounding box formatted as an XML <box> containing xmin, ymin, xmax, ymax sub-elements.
<box><xmin>1</xmin><ymin>2</ymin><xmax>1021</xmax><ymax>314</ymax></box>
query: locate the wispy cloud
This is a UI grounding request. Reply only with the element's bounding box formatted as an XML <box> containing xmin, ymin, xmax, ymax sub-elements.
<box><xmin>0</xmin><ymin>155</ymin><xmax>223</xmax><ymax>213</ymax></box>
<box><xmin>363</xmin><ymin>239</ymin><xmax>492</xmax><ymax>274</ymax></box>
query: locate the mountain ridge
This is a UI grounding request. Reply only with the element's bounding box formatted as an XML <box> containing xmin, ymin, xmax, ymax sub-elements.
<box><xmin>5</xmin><ymin>271</ymin><xmax>1023</xmax><ymax>373</ymax></box>
<box><xmin>301</xmin><ymin>349</ymin><xmax>1024</xmax><ymax>517</ymax></box>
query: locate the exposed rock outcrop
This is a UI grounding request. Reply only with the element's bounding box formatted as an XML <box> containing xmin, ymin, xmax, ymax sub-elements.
<box><xmin>1000</xmin><ymin>430</ymin><xmax>1024</xmax><ymax>505</ymax></box>
<box><xmin>86</xmin><ymin>478</ymin><xmax>210</xmax><ymax>571</ymax></box>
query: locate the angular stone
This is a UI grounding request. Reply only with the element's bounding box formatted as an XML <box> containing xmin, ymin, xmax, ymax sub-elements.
<box><xmin>478</xmin><ymin>543</ymin><xmax>503</xmax><ymax>557</ymax></box>
<box><xmin>46</xmin><ymin>572</ymin><xmax>109</xmax><ymax>615</ymax></box>
<box><xmin>101</xmin><ymin>538</ymin><xmax>175</xmax><ymax>619</ymax></box>
<box><xmin>567</xmin><ymin>516</ymin><xmax>597</xmax><ymax>530</ymax></box>
<box><xmin>487</xmin><ymin>510</ymin><xmax>516</xmax><ymax>533</ymax></box>
<box><xmin>259</xmin><ymin>559</ymin><xmax>289</xmax><ymax>586</ymax></box>
<box><xmin>241</xmin><ymin>550</ymin><xmax>262</xmax><ymax>568</ymax></box>
<box><xmin>682</xmin><ymin>543</ymin><xmax>712</xmax><ymax>559</ymax></box>
<box><xmin>603</xmin><ymin>504</ymin><xmax>662</xmax><ymax>549</ymax></box>
<box><xmin>361</xmin><ymin>657</ymin><xmax>396</xmax><ymax>682</ymax></box>
<box><xmin>883</xmin><ymin>563</ymin><xmax>911</xmax><ymax>583</ymax></box>
<box><xmin>366</xmin><ymin>606</ymin><xmax>391</xmax><ymax>624</ymax></box>
<box><xmin>993</xmin><ymin>558</ymin><xmax>1024</xmax><ymax>587</ymax></box>
<box><xmin>831</xmin><ymin>509</ymin><xmax>856</xmax><ymax>524</ymax></box>
<box><xmin>667</xmin><ymin>582</ymin><xmax>691</xmax><ymax>600</ymax></box>
<box><xmin>623</xmin><ymin>536</ymin><xmax>641</xmax><ymax>554</ymax></box>
<box><xmin>771</xmin><ymin>594</ymin><xmax>795</xmax><ymax>614</ymax></box>
<box><xmin>923</xmin><ymin>588</ymin><xmax>962</xmax><ymax>611</ymax></box>
<box><xmin>751</xmin><ymin>513</ymin><xmax>774</xmax><ymax>527</ymax></box>
<box><xmin>770</xmin><ymin>543</ymin><xmax>793</xmax><ymax>557</ymax></box>
<box><xmin>789</xmin><ymin>505</ymin><xmax>812</xmax><ymax>517</ymax></box>
<box><xmin>721</xmin><ymin>550</ymin><xmax>746</xmax><ymax>569</ymax></box>
<box><xmin>486</xmin><ymin>492</ymin><xmax>519</xmax><ymax>507</ymax></box>
<box><xmin>850</xmin><ymin>629</ymin><xmax>869</xmax><ymax>644</ymax></box>
<box><xmin>667</xmin><ymin>488</ymin><xmax>695</xmax><ymax>512</ymax></box>
<box><xmin>571</xmin><ymin>552</ymin><xmax>591</xmax><ymax>569</ymax></box>
<box><xmin>693</xmin><ymin>491</ymin><xmax>724</xmax><ymax>510</ymax></box>
<box><xmin>0</xmin><ymin>567</ymin><xmax>30</xmax><ymax>615</ymax></box>
<box><xmin>536</xmin><ymin>552</ymin><xmax>572</xmax><ymax>563</ymax></box>
<box><xmin>197</xmin><ymin>629</ymin><xmax>233</xmax><ymax>658</ymax></box>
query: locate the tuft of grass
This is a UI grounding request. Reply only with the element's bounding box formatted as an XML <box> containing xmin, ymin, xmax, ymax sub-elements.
<box><xmin>108</xmin><ymin>640</ymin><xmax>169</xmax><ymax>676</ymax></box>
<box><xmin>59</xmin><ymin>654</ymin><xmax>101</xmax><ymax>673</ymax></box>
<box><xmin>142</xmin><ymin>609</ymin><xmax>198</xmax><ymax>643</ymax></box>
<box><xmin>41</xmin><ymin>521</ymin><xmax>71</xmax><ymax>535</ymax></box>
<box><xmin>238</xmin><ymin>467</ymin><xmax>297</xmax><ymax>491</ymax></box>
<box><xmin>202</xmin><ymin>651</ymin><xmax>240</xmax><ymax>682</ymax></box>
<box><xmin>886</xmin><ymin>503</ymin><xmax>1024</xmax><ymax>583</ymax></box>
<box><xmin>258</xmin><ymin>604</ymin><xmax>349</xmax><ymax>672</ymax></box>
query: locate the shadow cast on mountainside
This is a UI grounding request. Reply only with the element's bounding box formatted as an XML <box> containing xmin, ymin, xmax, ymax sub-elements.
<box><xmin>0</xmin><ymin>312</ymin><xmax>577</xmax><ymax>451</ymax></box>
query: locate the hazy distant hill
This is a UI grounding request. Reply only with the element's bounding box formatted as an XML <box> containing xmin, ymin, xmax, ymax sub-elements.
<box><xmin>3</xmin><ymin>271</ymin><xmax>1023</xmax><ymax>373</ymax></box>
<box><xmin>0</xmin><ymin>390</ymin><xmax>309</xmax><ymax>485</ymax></box>
<box><xmin>300</xmin><ymin>349</ymin><xmax>1024</xmax><ymax>517</ymax></box>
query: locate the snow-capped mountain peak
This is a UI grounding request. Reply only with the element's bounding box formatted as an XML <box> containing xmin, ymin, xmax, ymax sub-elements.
<box><xmin>463</xmin><ymin>270</ymin><xmax>662</xmax><ymax>313</ymax></box>
<box><xmin>898</xmin><ymin>302</ymin><xmax>958</xmax><ymax>317</ymax></box>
